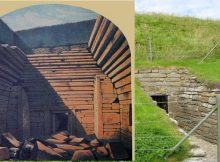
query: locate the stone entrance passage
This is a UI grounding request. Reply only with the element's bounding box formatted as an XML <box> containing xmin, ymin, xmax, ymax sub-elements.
<box><xmin>136</xmin><ymin>67</ymin><xmax>220</xmax><ymax>144</ymax></box>
<box><xmin>151</xmin><ymin>94</ymin><xmax>168</xmax><ymax>113</ymax></box>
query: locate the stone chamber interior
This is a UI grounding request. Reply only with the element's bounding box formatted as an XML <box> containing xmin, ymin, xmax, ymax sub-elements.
<box><xmin>0</xmin><ymin>15</ymin><xmax>132</xmax><ymax>160</ymax></box>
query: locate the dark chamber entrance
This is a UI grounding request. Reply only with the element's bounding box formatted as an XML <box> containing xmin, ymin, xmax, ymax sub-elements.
<box><xmin>53</xmin><ymin>111</ymin><xmax>69</xmax><ymax>132</ymax></box>
<box><xmin>151</xmin><ymin>95</ymin><xmax>168</xmax><ymax>113</ymax></box>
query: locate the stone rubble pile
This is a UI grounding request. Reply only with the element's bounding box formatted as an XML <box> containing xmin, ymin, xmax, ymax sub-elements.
<box><xmin>0</xmin><ymin>132</ymin><xmax>129</xmax><ymax>160</ymax></box>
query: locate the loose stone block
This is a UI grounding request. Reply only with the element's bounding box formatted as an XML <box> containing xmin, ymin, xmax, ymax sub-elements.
<box><xmin>0</xmin><ymin>147</ymin><xmax>10</xmax><ymax>160</ymax></box>
<box><xmin>52</xmin><ymin>148</ymin><xmax>69</xmax><ymax>159</ymax></box>
<box><xmin>1</xmin><ymin>132</ymin><xmax>21</xmax><ymax>148</ymax></box>
<box><xmin>56</xmin><ymin>144</ymin><xmax>84</xmax><ymax>154</ymax></box>
<box><xmin>167</xmin><ymin>73</ymin><xmax>180</xmax><ymax>78</ymax></box>
<box><xmin>51</xmin><ymin>132</ymin><xmax>69</xmax><ymax>141</ymax></box>
<box><xmin>30</xmin><ymin>141</ymin><xmax>62</xmax><ymax>160</ymax></box>
<box><xmin>46</xmin><ymin>138</ymin><xmax>66</xmax><ymax>145</ymax></box>
<box><xmin>149</xmin><ymin>73</ymin><xmax>166</xmax><ymax>78</ymax></box>
<box><xmin>71</xmin><ymin>150</ymin><xmax>95</xmax><ymax>160</ymax></box>
<box><xmin>69</xmin><ymin>137</ymin><xmax>84</xmax><ymax>145</ymax></box>
<box><xmin>208</xmin><ymin>97</ymin><xmax>216</xmax><ymax>105</ymax></box>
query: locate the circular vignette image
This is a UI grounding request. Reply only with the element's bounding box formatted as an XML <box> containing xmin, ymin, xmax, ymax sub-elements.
<box><xmin>0</xmin><ymin>4</ymin><xmax>132</xmax><ymax>161</ymax></box>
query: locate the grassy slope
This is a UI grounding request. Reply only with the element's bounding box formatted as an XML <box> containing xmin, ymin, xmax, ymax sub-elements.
<box><xmin>135</xmin><ymin>81</ymin><xmax>189</xmax><ymax>162</ymax></box>
<box><xmin>136</xmin><ymin>14</ymin><xmax>220</xmax><ymax>83</ymax></box>
<box><xmin>134</xmin><ymin>14</ymin><xmax>220</xmax><ymax>161</ymax></box>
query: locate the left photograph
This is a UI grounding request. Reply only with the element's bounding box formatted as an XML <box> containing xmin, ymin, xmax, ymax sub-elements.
<box><xmin>0</xmin><ymin>3</ymin><xmax>132</xmax><ymax>160</ymax></box>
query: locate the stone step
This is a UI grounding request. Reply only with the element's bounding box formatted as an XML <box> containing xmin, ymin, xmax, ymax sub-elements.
<box><xmin>189</xmin><ymin>148</ymin><xmax>206</xmax><ymax>157</ymax></box>
<box><xmin>189</xmin><ymin>140</ymin><xmax>200</xmax><ymax>149</ymax></box>
<box><xmin>183</xmin><ymin>157</ymin><xmax>204</xmax><ymax>162</ymax></box>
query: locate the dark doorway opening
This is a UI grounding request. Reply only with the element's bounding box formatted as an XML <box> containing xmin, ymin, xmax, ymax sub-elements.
<box><xmin>53</xmin><ymin>111</ymin><xmax>69</xmax><ymax>132</ymax></box>
<box><xmin>151</xmin><ymin>94</ymin><xmax>168</xmax><ymax>113</ymax></box>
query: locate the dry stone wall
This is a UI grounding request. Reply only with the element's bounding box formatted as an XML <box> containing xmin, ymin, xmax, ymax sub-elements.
<box><xmin>136</xmin><ymin>67</ymin><xmax>220</xmax><ymax>143</ymax></box>
<box><xmin>0</xmin><ymin>44</ymin><xmax>30</xmax><ymax>141</ymax></box>
<box><xmin>88</xmin><ymin>15</ymin><xmax>132</xmax><ymax>149</ymax></box>
<box><xmin>32</xmin><ymin>44</ymin><xmax>88</xmax><ymax>54</ymax></box>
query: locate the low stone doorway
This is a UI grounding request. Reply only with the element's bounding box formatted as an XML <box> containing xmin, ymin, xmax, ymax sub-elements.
<box><xmin>53</xmin><ymin>111</ymin><xmax>69</xmax><ymax>132</ymax></box>
<box><xmin>151</xmin><ymin>94</ymin><xmax>168</xmax><ymax>113</ymax></box>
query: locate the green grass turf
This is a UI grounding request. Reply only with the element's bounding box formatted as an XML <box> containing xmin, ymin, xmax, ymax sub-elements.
<box><xmin>135</xmin><ymin>81</ymin><xmax>189</xmax><ymax>162</ymax></box>
<box><xmin>135</xmin><ymin>13</ymin><xmax>220</xmax><ymax>84</ymax></box>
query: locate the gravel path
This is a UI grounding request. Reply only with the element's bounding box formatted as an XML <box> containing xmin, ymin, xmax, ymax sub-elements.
<box><xmin>183</xmin><ymin>136</ymin><xmax>217</xmax><ymax>162</ymax></box>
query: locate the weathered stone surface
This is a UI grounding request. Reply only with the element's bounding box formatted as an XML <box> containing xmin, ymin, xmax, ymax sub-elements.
<box><xmin>51</xmin><ymin>132</ymin><xmax>69</xmax><ymax>141</ymax></box>
<box><xmin>71</xmin><ymin>150</ymin><xmax>95</xmax><ymax>160</ymax></box>
<box><xmin>51</xmin><ymin>46</ymin><xmax>70</xmax><ymax>54</ymax></box>
<box><xmin>136</xmin><ymin>67</ymin><xmax>219</xmax><ymax>144</ymax></box>
<box><xmin>103</xmin><ymin>113</ymin><xmax>120</xmax><ymax>124</ymax></box>
<box><xmin>208</xmin><ymin>97</ymin><xmax>216</xmax><ymax>105</ymax></box>
<box><xmin>33</xmin><ymin>48</ymin><xmax>50</xmax><ymax>54</ymax></box>
<box><xmin>69</xmin><ymin>137</ymin><xmax>84</xmax><ymax>145</ymax></box>
<box><xmin>149</xmin><ymin>73</ymin><xmax>166</xmax><ymax>78</ymax></box>
<box><xmin>52</xmin><ymin>148</ymin><xmax>69</xmax><ymax>159</ymax></box>
<box><xmin>30</xmin><ymin>141</ymin><xmax>62</xmax><ymax>160</ymax></box>
<box><xmin>189</xmin><ymin>148</ymin><xmax>206</xmax><ymax>157</ymax></box>
<box><xmin>46</xmin><ymin>138</ymin><xmax>66</xmax><ymax>145</ymax></box>
<box><xmin>56</xmin><ymin>144</ymin><xmax>84</xmax><ymax>154</ymax></box>
<box><xmin>79</xmin><ymin>143</ymin><xmax>90</xmax><ymax>149</ymax></box>
<box><xmin>1</xmin><ymin>132</ymin><xmax>21</xmax><ymax>148</ymax></box>
<box><xmin>167</xmin><ymin>73</ymin><xmax>180</xmax><ymax>78</ymax></box>
<box><xmin>183</xmin><ymin>157</ymin><xmax>204</xmax><ymax>162</ymax></box>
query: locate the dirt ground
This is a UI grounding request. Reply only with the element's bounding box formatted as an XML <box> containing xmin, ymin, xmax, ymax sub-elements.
<box><xmin>183</xmin><ymin>135</ymin><xmax>217</xmax><ymax>162</ymax></box>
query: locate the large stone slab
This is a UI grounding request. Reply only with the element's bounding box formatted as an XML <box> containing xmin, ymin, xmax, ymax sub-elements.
<box><xmin>51</xmin><ymin>132</ymin><xmax>69</xmax><ymax>141</ymax></box>
<box><xmin>30</xmin><ymin>141</ymin><xmax>62</xmax><ymax>160</ymax></box>
<box><xmin>56</xmin><ymin>144</ymin><xmax>84</xmax><ymax>154</ymax></box>
<box><xmin>189</xmin><ymin>148</ymin><xmax>206</xmax><ymax>157</ymax></box>
<box><xmin>71</xmin><ymin>150</ymin><xmax>95</xmax><ymax>160</ymax></box>
<box><xmin>0</xmin><ymin>147</ymin><xmax>10</xmax><ymax>160</ymax></box>
<box><xmin>1</xmin><ymin>132</ymin><xmax>21</xmax><ymax>148</ymax></box>
<box><xmin>46</xmin><ymin>138</ymin><xmax>66</xmax><ymax>145</ymax></box>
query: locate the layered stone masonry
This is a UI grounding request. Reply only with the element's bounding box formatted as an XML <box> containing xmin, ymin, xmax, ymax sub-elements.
<box><xmin>32</xmin><ymin>44</ymin><xmax>88</xmax><ymax>54</ymax></box>
<box><xmin>136</xmin><ymin>67</ymin><xmax>220</xmax><ymax>143</ymax></box>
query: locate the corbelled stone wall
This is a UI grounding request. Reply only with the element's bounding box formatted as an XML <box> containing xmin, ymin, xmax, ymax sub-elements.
<box><xmin>32</xmin><ymin>44</ymin><xmax>88</xmax><ymax>54</ymax></box>
<box><xmin>89</xmin><ymin>16</ymin><xmax>132</xmax><ymax>149</ymax></box>
<box><xmin>0</xmin><ymin>44</ymin><xmax>30</xmax><ymax>141</ymax></box>
<box><xmin>136</xmin><ymin>67</ymin><xmax>220</xmax><ymax>143</ymax></box>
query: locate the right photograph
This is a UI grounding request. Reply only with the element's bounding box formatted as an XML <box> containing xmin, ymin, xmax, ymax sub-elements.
<box><xmin>135</xmin><ymin>1</ymin><xmax>220</xmax><ymax>162</ymax></box>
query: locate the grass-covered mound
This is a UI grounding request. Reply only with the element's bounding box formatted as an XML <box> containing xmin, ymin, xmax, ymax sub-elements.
<box><xmin>135</xmin><ymin>81</ymin><xmax>189</xmax><ymax>162</ymax></box>
<box><xmin>136</xmin><ymin>13</ymin><xmax>220</xmax><ymax>83</ymax></box>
